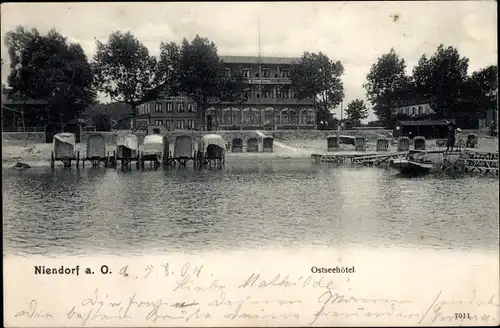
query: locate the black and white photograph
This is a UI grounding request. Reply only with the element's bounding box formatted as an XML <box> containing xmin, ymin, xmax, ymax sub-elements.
<box><xmin>2</xmin><ymin>1</ymin><xmax>499</xmax><ymax>327</ymax></box>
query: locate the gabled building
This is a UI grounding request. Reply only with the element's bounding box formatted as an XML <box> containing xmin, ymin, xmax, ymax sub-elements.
<box><xmin>137</xmin><ymin>55</ymin><xmax>317</xmax><ymax>131</ymax></box>
<box><xmin>390</xmin><ymin>88</ymin><xmax>437</xmax><ymax>117</ymax></box>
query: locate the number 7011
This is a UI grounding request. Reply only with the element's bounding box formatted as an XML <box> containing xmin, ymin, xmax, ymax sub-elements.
<box><xmin>455</xmin><ymin>313</ymin><xmax>471</xmax><ymax>319</ymax></box>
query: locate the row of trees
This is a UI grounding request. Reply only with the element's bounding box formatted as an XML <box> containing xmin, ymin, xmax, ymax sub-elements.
<box><xmin>364</xmin><ymin>46</ymin><xmax>498</xmax><ymax>128</ymax></box>
<box><xmin>11</xmin><ymin>26</ymin><xmax>491</xmax><ymax>131</ymax></box>
<box><xmin>4</xmin><ymin>26</ymin><xmax>351</xmax><ymax>130</ymax></box>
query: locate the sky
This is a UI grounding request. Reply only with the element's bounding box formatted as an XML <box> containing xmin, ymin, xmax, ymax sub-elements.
<box><xmin>1</xmin><ymin>1</ymin><xmax>497</xmax><ymax>122</ymax></box>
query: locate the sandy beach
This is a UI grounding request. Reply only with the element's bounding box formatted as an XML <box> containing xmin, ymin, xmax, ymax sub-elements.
<box><xmin>2</xmin><ymin>134</ymin><xmax>498</xmax><ymax>168</ymax></box>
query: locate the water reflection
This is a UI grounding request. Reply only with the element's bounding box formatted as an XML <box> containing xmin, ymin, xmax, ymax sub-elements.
<box><xmin>2</xmin><ymin>160</ymin><xmax>499</xmax><ymax>256</ymax></box>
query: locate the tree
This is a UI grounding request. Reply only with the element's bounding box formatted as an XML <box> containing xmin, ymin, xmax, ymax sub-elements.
<box><xmin>363</xmin><ymin>48</ymin><xmax>410</xmax><ymax>126</ymax></box>
<box><xmin>345</xmin><ymin>99</ymin><xmax>368</xmax><ymax>126</ymax></box>
<box><xmin>92</xmin><ymin>31</ymin><xmax>166</xmax><ymax>130</ymax></box>
<box><xmin>412</xmin><ymin>44</ymin><xmax>469</xmax><ymax>118</ymax></box>
<box><xmin>468</xmin><ymin>65</ymin><xmax>497</xmax><ymax>105</ymax></box>
<box><xmin>160</xmin><ymin>35</ymin><xmax>245</xmax><ymax>130</ymax></box>
<box><xmin>4</xmin><ymin>26</ymin><xmax>95</xmax><ymax>126</ymax></box>
<box><xmin>290</xmin><ymin>52</ymin><xmax>344</xmax><ymax>127</ymax></box>
<box><xmin>92</xmin><ymin>112</ymin><xmax>112</xmax><ymax>131</ymax></box>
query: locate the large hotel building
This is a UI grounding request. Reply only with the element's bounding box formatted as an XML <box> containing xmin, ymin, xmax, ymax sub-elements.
<box><xmin>137</xmin><ymin>56</ymin><xmax>317</xmax><ymax>131</ymax></box>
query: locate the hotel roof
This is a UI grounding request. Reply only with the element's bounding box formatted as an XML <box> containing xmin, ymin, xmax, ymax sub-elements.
<box><xmin>219</xmin><ymin>56</ymin><xmax>300</xmax><ymax>65</ymax></box>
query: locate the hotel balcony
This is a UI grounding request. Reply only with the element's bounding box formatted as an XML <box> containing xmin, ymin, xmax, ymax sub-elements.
<box><xmin>245</xmin><ymin>77</ymin><xmax>292</xmax><ymax>85</ymax></box>
<box><xmin>219</xmin><ymin>97</ymin><xmax>314</xmax><ymax>106</ymax></box>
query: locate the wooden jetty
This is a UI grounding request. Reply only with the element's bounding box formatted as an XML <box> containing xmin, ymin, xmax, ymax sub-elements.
<box><xmin>312</xmin><ymin>149</ymin><xmax>499</xmax><ymax>176</ymax></box>
<box><xmin>443</xmin><ymin>150</ymin><xmax>499</xmax><ymax>175</ymax></box>
<box><xmin>312</xmin><ymin>151</ymin><xmax>407</xmax><ymax>165</ymax></box>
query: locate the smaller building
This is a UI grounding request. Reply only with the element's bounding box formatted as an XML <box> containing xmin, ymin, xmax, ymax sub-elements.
<box><xmin>137</xmin><ymin>96</ymin><xmax>198</xmax><ymax>131</ymax></box>
<box><xmin>392</xmin><ymin>102</ymin><xmax>436</xmax><ymax>117</ymax></box>
<box><xmin>1</xmin><ymin>93</ymin><xmax>48</xmax><ymax>131</ymax></box>
<box><xmin>393</xmin><ymin>119</ymin><xmax>455</xmax><ymax>139</ymax></box>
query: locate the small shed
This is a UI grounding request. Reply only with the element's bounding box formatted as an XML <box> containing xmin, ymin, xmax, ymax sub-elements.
<box><xmin>393</xmin><ymin>119</ymin><xmax>455</xmax><ymax>139</ymax></box>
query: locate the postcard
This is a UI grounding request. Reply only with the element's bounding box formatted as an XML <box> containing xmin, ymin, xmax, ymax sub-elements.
<box><xmin>2</xmin><ymin>1</ymin><xmax>499</xmax><ymax>327</ymax></box>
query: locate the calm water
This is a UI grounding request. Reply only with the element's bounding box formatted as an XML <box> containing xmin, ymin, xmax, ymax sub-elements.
<box><xmin>3</xmin><ymin>159</ymin><xmax>499</xmax><ymax>256</ymax></box>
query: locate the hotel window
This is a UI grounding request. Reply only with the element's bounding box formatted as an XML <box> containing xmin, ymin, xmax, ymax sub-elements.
<box><xmin>418</xmin><ymin>106</ymin><xmax>423</xmax><ymax>115</ymax></box>
<box><xmin>263</xmin><ymin>89</ymin><xmax>273</xmax><ymax>99</ymax></box>
<box><xmin>243</xmin><ymin>69</ymin><xmax>250</xmax><ymax>78</ymax></box>
<box><xmin>290</xmin><ymin>110</ymin><xmax>298</xmax><ymax>124</ymax></box>
<box><xmin>412</xmin><ymin>107</ymin><xmax>416</xmax><ymax>115</ymax></box>
<box><xmin>243</xmin><ymin>110</ymin><xmax>258</xmax><ymax>125</ymax></box>
<box><xmin>280</xmin><ymin>87</ymin><xmax>290</xmax><ymax>99</ymax></box>
<box><xmin>187</xmin><ymin>103</ymin><xmax>195</xmax><ymax>112</ymax></box>
<box><xmin>280</xmin><ymin>69</ymin><xmax>289</xmax><ymax>78</ymax></box>
<box><xmin>307</xmin><ymin>110</ymin><xmax>315</xmax><ymax>124</ymax></box>
<box><xmin>154</xmin><ymin>120</ymin><xmax>163</xmax><ymax>126</ymax></box>
<box><xmin>264</xmin><ymin>110</ymin><xmax>274</xmax><ymax>125</ymax></box>
<box><xmin>155</xmin><ymin>102</ymin><xmax>163</xmax><ymax>112</ymax></box>
<box><xmin>187</xmin><ymin>119</ymin><xmax>196</xmax><ymax>130</ymax></box>
<box><xmin>166</xmin><ymin>120</ymin><xmax>173</xmax><ymax>131</ymax></box>
<box><xmin>177</xmin><ymin>103</ymin><xmax>184</xmax><ymax>112</ymax></box>
<box><xmin>167</xmin><ymin>103</ymin><xmax>174</xmax><ymax>112</ymax></box>
<box><xmin>262</xmin><ymin>68</ymin><xmax>270</xmax><ymax>78</ymax></box>
<box><xmin>177</xmin><ymin>119</ymin><xmax>185</xmax><ymax>130</ymax></box>
<box><xmin>222</xmin><ymin>111</ymin><xmax>232</xmax><ymax>125</ymax></box>
<box><xmin>225</xmin><ymin>68</ymin><xmax>231</xmax><ymax>77</ymax></box>
<box><xmin>232</xmin><ymin>110</ymin><xmax>241</xmax><ymax>125</ymax></box>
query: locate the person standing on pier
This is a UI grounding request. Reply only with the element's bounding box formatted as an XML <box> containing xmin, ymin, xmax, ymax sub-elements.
<box><xmin>446</xmin><ymin>122</ymin><xmax>456</xmax><ymax>152</ymax></box>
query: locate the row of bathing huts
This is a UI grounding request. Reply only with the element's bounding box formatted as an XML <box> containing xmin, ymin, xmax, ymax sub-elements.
<box><xmin>326</xmin><ymin>134</ymin><xmax>479</xmax><ymax>152</ymax></box>
<box><xmin>50</xmin><ymin>132</ymin><xmax>275</xmax><ymax>169</ymax></box>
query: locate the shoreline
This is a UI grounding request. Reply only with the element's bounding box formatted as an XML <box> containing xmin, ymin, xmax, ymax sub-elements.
<box><xmin>3</xmin><ymin>136</ymin><xmax>498</xmax><ymax>169</ymax></box>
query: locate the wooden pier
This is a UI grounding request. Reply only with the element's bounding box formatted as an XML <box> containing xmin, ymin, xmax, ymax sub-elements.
<box><xmin>312</xmin><ymin>149</ymin><xmax>499</xmax><ymax>176</ymax></box>
<box><xmin>443</xmin><ymin>151</ymin><xmax>499</xmax><ymax>175</ymax></box>
<box><xmin>311</xmin><ymin>151</ymin><xmax>408</xmax><ymax>165</ymax></box>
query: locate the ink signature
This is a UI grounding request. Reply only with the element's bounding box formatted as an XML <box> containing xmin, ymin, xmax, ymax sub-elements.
<box><xmin>14</xmin><ymin>299</ymin><xmax>53</xmax><ymax>319</ymax></box>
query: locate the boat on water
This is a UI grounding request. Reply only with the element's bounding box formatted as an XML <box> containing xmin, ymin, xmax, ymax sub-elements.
<box><xmin>391</xmin><ymin>158</ymin><xmax>434</xmax><ymax>175</ymax></box>
<box><xmin>390</xmin><ymin>151</ymin><xmax>434</xmax><ymax>175</ymax></box>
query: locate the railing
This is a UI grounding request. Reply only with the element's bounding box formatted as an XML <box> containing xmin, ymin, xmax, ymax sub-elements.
<box><xmin>218</xmin><ymin>123</ymin><xmax>316</xmax><ymax>129</ymax></box>
<box><xmin>246</xmin><ymin>78</ymin><xmax>292</xmax><ymax>84</ymax></box>
<box><xmin>235</xmin><ymin>98</ymin><xmax>315</xmax><ymax>105</ymax></box>
<box><xmin>2</xmin><ymin>127</ymin><xmax>45</xmax><ymax>132</ymax></box>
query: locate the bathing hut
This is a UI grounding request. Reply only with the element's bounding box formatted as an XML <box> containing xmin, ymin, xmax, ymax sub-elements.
<box><xmin>232</xmin><ymin>138</ymin><xmax>243</xmax><ymax>152</ymax></box>
<box><xmin>84</xmin><ymin>133</ymin><xmax>107</xmax><ymax>167</ymax></box>
<box><xmin>414</xmin><ymin>136</ymin><xmax>426</xmax><ymax>150</ymax></box>
<box><xmin>115</xmin><ymin>134</ymin><xmax>139</xmax><ymax>168</ymax></box>
<box><xmin>397</xmin><ymin>137</ymin><xmax>410</xmax><ymax>151</ymax></box>
<box><xmin>376</xmin><ymin>138</ymin><xmax>389</xmax><ymax>152</ymax></box>
<box><xmin>173</xmin><ymin>135</ymin><xmax>194</xmax><ymax>165</ymax></box>
<box><xmin>338</xmin><ymin>135</ymin><xmax>356</xmax><ymax>147</ymax></box>
<box><xmin>262</xmin><ymin>137</ymin><xmax>274</xmax><ymax>152</ymax></box>
<box><xmin>466</xmin><ymin>134</ymin><xmax>478</xmax><ymax>148</ymax></box>
<box><xmin>51</xmin><ymin>133</ymin><xmax>79</xmax><ymax>168</ymax></box>
<box><xmin>354</xmin><ymin>137</ymin><xmax>366</xmax><ymax>151</ymax></box>
<box><xmin>141</xmin><ymin>134</ymin><xmax>169</xmax><ymax>168</ymax></box>
<box><xmin>197</xmin><ymin>134</ymin><xmax>226</xmax><ymax>166</ymax></box>
<box><xmin>327</xmin><ymin>136</ymin><xmax>339</xmax><ymax>152</ymax></box>
<box><xmin>247</xmin><ymin>137</ymin><xmax>259</xmax><ymax>152</ymax></box>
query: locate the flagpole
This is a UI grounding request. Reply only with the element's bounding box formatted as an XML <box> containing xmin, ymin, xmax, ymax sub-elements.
<box><xmin>258</xmin><ymin>14</ymin><xmax>262</xmax><ymax>127</ymax></box>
